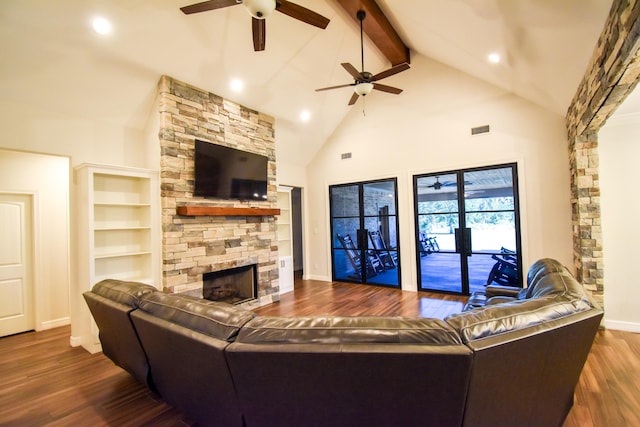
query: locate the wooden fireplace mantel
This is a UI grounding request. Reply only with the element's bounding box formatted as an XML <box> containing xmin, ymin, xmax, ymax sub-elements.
<box><xmin>176</xmin><ymin>206</ymin><xmax>280</xmax><ymax>217</ymax></box>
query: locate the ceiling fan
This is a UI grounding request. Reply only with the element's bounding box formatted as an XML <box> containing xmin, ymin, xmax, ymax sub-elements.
<box><xmin>315</xmin><ymin>10</ymin><xmax>409</xmax><ymax>106</ymax></box>
<box><xmin>180</xmin><ymin>0</ymin><xmax>330</xmax><ymax>51</ymax></box>
<box><xmin>427</xmin><ymin>176</ymin><xmax>472</xmax><ymax>190</ymax></box>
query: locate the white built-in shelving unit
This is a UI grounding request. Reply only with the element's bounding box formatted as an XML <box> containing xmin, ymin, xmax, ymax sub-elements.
<box><xmin>276</xmin><ymin>186</ymin><xmax>294</xmax><ymax>294</ymax></box>
<box><xmin>72</xmin><ymin>163</ymin><xmax>160</xmax><ymax>353</ymax></box>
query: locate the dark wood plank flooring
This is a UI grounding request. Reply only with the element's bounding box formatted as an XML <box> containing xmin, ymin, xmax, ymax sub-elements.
<box><xmin>0</xmin><ymin>279</ymin><xmax>638</xmax><ymax>426</ymax></box>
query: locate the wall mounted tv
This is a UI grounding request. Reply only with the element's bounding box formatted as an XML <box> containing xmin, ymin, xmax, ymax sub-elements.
<box><xmin>194</xmin><ymin>139</ymin><xmax>268</xmax><ymax>201</ymax></box>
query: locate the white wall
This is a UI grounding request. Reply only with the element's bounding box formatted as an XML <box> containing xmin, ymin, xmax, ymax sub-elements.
<box><xmin>0</xmin><ymin>149</ymin><xmax>70</xmax><ymax>330</ymax></box>
<box><xmin>0</xmin><ymin>102</ymin><xmax>156</xmax><ymax>170</ymax></box>
<box><xmin>0</xmin><ymin>81</ymin><xmax>159</xmax><ymax>340</ymax></box>
<box><xmin>305</xmin><ymin>54</ymin><xmax>574</xmax><ymax>289</ymax></box>
<box><xmin>598</xmin><ymin>115</ymin><xmax>640</xmax><ymax>332</ymax></box>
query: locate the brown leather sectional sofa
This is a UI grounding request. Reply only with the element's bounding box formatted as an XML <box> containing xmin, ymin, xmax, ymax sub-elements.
<box><xmin>83</xmin><ymin>258</ymin><xmax>603</xmax><ymax>427</ymax></box>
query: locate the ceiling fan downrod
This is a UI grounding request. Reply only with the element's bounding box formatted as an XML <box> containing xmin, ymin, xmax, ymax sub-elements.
<box><xmin>357</xmin><ymin>10</ymin><xmax>366</xmax><ymax>74</ymax></box>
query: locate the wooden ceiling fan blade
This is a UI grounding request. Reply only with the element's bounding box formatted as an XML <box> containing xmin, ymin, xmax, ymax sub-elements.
<box><xmin>315</xmin><ymin>83</ymin><xmax>355</xmax><ymax>92</ymax></box>
<box><xmin>373</xmin><ymin>83</ymin><xmax>403</xmax><ymax>94</ymax></box>
<box><xmin>348</xmin><ymin>92</ymin><xmax>360</xmax><ymax>105</ymax></box>
<box><xmin>180</xmin><ymin>0</ymin><xmax>240</xmax><ymax>15</ymax></box>
<box><xmin>341</xmin><ymin>63</ymin><xmax>362</xmax><ymax>80</ymax></box>
<box><xmin>276</xmin><ymin>0</ymin><xmax>330</xmax><ymax>29</ymax></box>
<box><xmin>371</xmin><ymin>63</ymin><xmax>410</xmax><ymax>82</ymax></box>
<box><xmin>252</xmin><ymin>17</ymin><xmax>266</xmax><ymax>51</ymax></box>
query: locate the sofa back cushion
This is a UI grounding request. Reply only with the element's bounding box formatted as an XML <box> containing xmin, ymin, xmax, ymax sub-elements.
<box><xmin>448</xmin><ymin>259</ymin><xmax>603</xmax><ymax>426</ymax></box>
<box><xmin>227</xmin><ymin>316</ymin><xmax>472</xmax><ymax>427</ymax></box>
<box><xmin>525</xmin><ymin>258</ymin><xmax>568</xmax><ymax>296</ymax></box>
<box><xmin>83</xmin><ymin>279</ymin><xmax>158</xmax><ymax>387</ymax></box>
<box><xmin>446</xmin><ymin>295</ymin><xmax>593</xmax><ymax>343</ymax></box>
<box><xmin>131</xmin><ymin>293</ymin><xmax>251</xmax><ymax>427</ymax></box>
<box><xmin>91</xmin><ymin>279</ymin><xmax>157</xmax><ymax>307</ymax></box>
<box><xmin>138</xmin><ymin>292</ymin><xmax>255</xmax><ymax>341</ymax></box>
<box><xmin>236</xmin><ymin>315</ymin><xmax>462</xmax><ymax>345</ymax></box>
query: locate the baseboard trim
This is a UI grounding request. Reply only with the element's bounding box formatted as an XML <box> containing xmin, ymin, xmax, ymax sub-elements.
<box><xmin>302</xmin><ymin>274</ymin><xmax>331</xmax><ymax>281</ymax></box>
<box><xmin>604</xmin><ymin>319</ymin><xmax>640</xmax><ymax>333</ymax></box>
<box><xmin>41</xmin><ymin>317</ymin><xmax>70</xmax><ymax>330</ymax></box>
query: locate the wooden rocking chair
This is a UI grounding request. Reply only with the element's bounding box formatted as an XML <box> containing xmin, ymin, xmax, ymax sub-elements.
<box><xmin>485</xmin><ymin>247</ymin><xmax>519</xmax><ymax>286</ymax></box>
<box><xmin>368</xmin><ymin>230</ymin><xmax>397</xmax><ymax>270</ymax></box>
<box><xmin>337</xmin><ymin>233</ymin><xmax>381</xmax><ymax>279</ymax></box>
<box><xmin>419</xmin><ymin>232</ymin><xmax>440</xmax><ymax>256</ymax></box>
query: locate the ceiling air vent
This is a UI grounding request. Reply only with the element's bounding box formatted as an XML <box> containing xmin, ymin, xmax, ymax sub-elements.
<box><xmin>471</xmin><ymin>125</ymin><xmax>490</xmax><ymax>135</ymax></box>
<box><xmin>341</xmin><ymin>152</ymin><xmax>352</xmax><ymax>160</ymax></box>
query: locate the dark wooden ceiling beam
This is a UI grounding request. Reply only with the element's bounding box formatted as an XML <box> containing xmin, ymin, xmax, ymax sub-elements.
<box><xmin>335</xmin><ymin>0</ymin><xmax>410</xmax><ymax>66</ymax></box>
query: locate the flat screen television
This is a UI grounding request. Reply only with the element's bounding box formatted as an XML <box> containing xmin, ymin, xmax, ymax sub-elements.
<box><xmin>194</xmin><ymin>140</ymin><xmax>268</xmax><ymax>201</ymax></box>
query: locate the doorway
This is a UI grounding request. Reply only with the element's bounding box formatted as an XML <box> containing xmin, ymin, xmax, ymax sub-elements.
<box><xmin>291</xmin><ymin>187</ymin><xmax>303</xmax><ymax>279</ymax></box>
<box><xmin>413</xmin><ymin>163</ymin><xmax>522</xmax><ymax>295</ymax></box>
<box><xmin>330</xmin><ymin>178</ymin><xmax>400</xmax><ymax>287</ymax></box>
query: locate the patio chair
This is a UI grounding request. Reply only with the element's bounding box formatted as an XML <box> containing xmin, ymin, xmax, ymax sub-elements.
<box><xmin>368</xmin><ymin>230</ymin><xmax>397</xmax><ymax>269</ymax></box>
<box><xmin>485</xmin><ymin>247</ymin><xmax>518</xmax><ymax>286</ymax></box>
<box><xmin>337</xmin><ymin>233</ymin><xmax>381</xmax><ymax>279</ymax></box>
<box><xmin>419</xmin><ymin>232</ymin><xmax>440</xmax><ymax>256</ymax></box>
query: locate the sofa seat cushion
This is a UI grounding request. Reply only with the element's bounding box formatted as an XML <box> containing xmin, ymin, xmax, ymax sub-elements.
<box><xmin>91</xmin><ymin>279</ymin><xmax>157</xmax><ymax>308</ymax></box>
<box><xmin>236</xmin><ymin>316</ymin><xmax>462</xmax><ymax>345</ymax></box>
<box><xmin>446</xmin><ymin>295</ymin><xmax>593</xmax><ymax>343</ymax></box>
<box><xmin>138</xmin><ymin>293</ymin><xmax>255</xmax><ymax>341</ymax></box>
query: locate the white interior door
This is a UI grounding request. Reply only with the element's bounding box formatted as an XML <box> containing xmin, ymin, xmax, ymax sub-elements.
<box><xmin>0</xmin><ymin>193</ymin><xmax>34</xmax><ymax>337</ymax></box>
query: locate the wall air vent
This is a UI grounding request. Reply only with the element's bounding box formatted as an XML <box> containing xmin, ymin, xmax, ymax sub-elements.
<box><xmin>471</xmin><ymin>125</ymin><xmax>490</xmax><ymax>135</ymax></box>
<box><xmin>341</xmin><ymin>152</ymin><xmax>352</xmax><ymax>160</ymax></box>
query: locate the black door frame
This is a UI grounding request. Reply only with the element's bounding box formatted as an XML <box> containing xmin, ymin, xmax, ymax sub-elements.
<box><xmin>329</xmin><ymin>178</ymin><xmax>401</xmax><ymax>288</ymax></box>
<box><xmin>413</xmin><ymin>163</ymin><xmax>523</xmax><ymax>295</ymax></box>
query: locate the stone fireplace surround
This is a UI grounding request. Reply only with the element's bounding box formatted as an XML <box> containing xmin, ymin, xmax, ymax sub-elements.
<box><xmin>158</xmin><ymin>75</ymin><xmax>280</xmax><ymax>308</ymax></box>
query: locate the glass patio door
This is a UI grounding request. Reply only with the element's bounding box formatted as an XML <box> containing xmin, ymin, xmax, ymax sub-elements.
<box><xmin>414</xmin><ymin>164</ymin><xmax>522</xmax><ymax>295</ymax></box>
<box><xmin>330</xmin><ymin>179</ymin><xmax>400</xmax><ymax>288</ymax></box>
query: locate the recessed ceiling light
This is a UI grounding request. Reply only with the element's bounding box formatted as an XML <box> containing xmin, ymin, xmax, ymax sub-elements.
<box><xmin>230</xmin><ymin>78</ymin><xmax>244</xmax><ymax>93</ymax></box>
<box><xmin>300</xmin><ymin>110</ymin><xmax>311</xmax><ymax>122</ymax></box>
<box><xmin>92</xmin><ymin>17</ymin><xmax>112</xmax><ymax>35</ymax></box>
<box><xmin>488</xmin><ymin>53</ymin><xmax>501</xmax><ymax>64</ymax></box>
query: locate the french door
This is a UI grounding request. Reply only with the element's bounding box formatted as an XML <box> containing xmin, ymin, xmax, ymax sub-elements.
<box><xmin>413</xmin><ymin>164</ymin><xmax>522</xmax><ymax>295</ymax></box>
<box><xmin>330</xmin><ymin>178</ymin><xmax>400</xmax><ymax>287</ymax></box>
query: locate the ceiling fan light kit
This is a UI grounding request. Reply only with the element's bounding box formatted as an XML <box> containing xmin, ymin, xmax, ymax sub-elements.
<box><xmin>243</xmin><ymin>0</ymin><xmax>275</xmax><ymax>18</ymax></box>
<box><xmin>354</xmin><ymin>82</ymin><xmax>373</xmax><ymax>96</ymax></box>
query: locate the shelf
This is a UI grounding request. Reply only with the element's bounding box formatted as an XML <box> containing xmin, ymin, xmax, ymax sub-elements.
<box><xmin>94</xmin><ymin>202</ymin><xmax>151</xmax><ymax>207</ymax></box>
<box><xmin>176</xmin><ymin>206</ymin><xmax>280</xmax><ymax>216</ymax></box>
<box><xmin>94</xmin><ymin>226</ymin><xmax>152</xmax><ymax>231</ymax></box>
<box><xmin>94</xmin><ymin>173</ymin><xmax>150</xmax><ymax>205</ymax></box>
<box><xmin>95</xmin><ymin>251</ymin><xmax>152</xmax><ymax>260</ymax></box>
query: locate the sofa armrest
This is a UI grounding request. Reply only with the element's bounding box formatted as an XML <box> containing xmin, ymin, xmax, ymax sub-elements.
<box><xmin>485</xmin><ymin>284</ymin><xmax>523</xmax><ymax>298</ymax></box>
<box><xmin>486</xmin><ymin>296</ymin><xmax>517</xmax><ymax>306</ymax></box>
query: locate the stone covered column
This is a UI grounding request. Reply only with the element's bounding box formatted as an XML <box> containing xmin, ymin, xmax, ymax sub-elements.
<box><xmin>565</xmin><ymin>0</ymin><xmax>640</xmax><ymax>307</ymax></box>
<box><xmin>567</xmin><ymin>132</ymin><xmax>602</xmax><ymax>300</ymax></box>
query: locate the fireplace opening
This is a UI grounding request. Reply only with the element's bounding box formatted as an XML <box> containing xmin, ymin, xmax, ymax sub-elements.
<box><xmin>202</xmin><ymin>264</ymin><xmax>257</xmax><ymax>305</ymax></box>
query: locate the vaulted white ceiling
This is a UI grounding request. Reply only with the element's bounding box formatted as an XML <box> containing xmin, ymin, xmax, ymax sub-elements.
<box><xmin>0</xmin><ymin>0</ymin><xmax>612</xmax><ymax>166</ymax></box>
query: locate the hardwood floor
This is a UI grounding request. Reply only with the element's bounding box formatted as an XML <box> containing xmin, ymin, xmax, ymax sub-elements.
<box><xmin>0</xmin><ymin>279</ymin><xmax>638</xmax><ymax>426</ymax></box>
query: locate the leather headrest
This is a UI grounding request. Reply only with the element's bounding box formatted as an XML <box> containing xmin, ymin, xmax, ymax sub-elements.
<box><xmin>236</xmin><ymin>316</ymin><xmax>463</xmax><ymax>345</ymax></box>
<box><xmin>90</xmin><ymin>279</ymin><xmax>157</xmax><ymax>308</ymax></box>
<box><xmin>138</xmin><ymin>292</ymin><xmax>255</xmax><ymax>341</ymax></box>
<box><xmin>446</xmin><ymin>295</ymin><xmax>593</xmax><ymax>343</ymax></box>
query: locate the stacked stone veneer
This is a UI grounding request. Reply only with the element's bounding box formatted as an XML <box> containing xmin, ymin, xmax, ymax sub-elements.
<box><xmin>566</xmin><ymin>0</ymin><xmax>640</xmax><ymax>305</ymax></box>
<box><xmin>158</xmin><ymin>75</ymin><xmax>279</xmax><ymax>307</ymax></box>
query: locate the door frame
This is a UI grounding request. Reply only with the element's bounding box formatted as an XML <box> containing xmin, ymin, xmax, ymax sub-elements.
<box><xmin>329</xmin><ymin>177</ymin><xmax>401</xmax><ymax>288</ymax></box>
<box><xmin>413</xmin><ymin>162</ymin><xmax>523</xmax><ymax>295</ymax></box>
